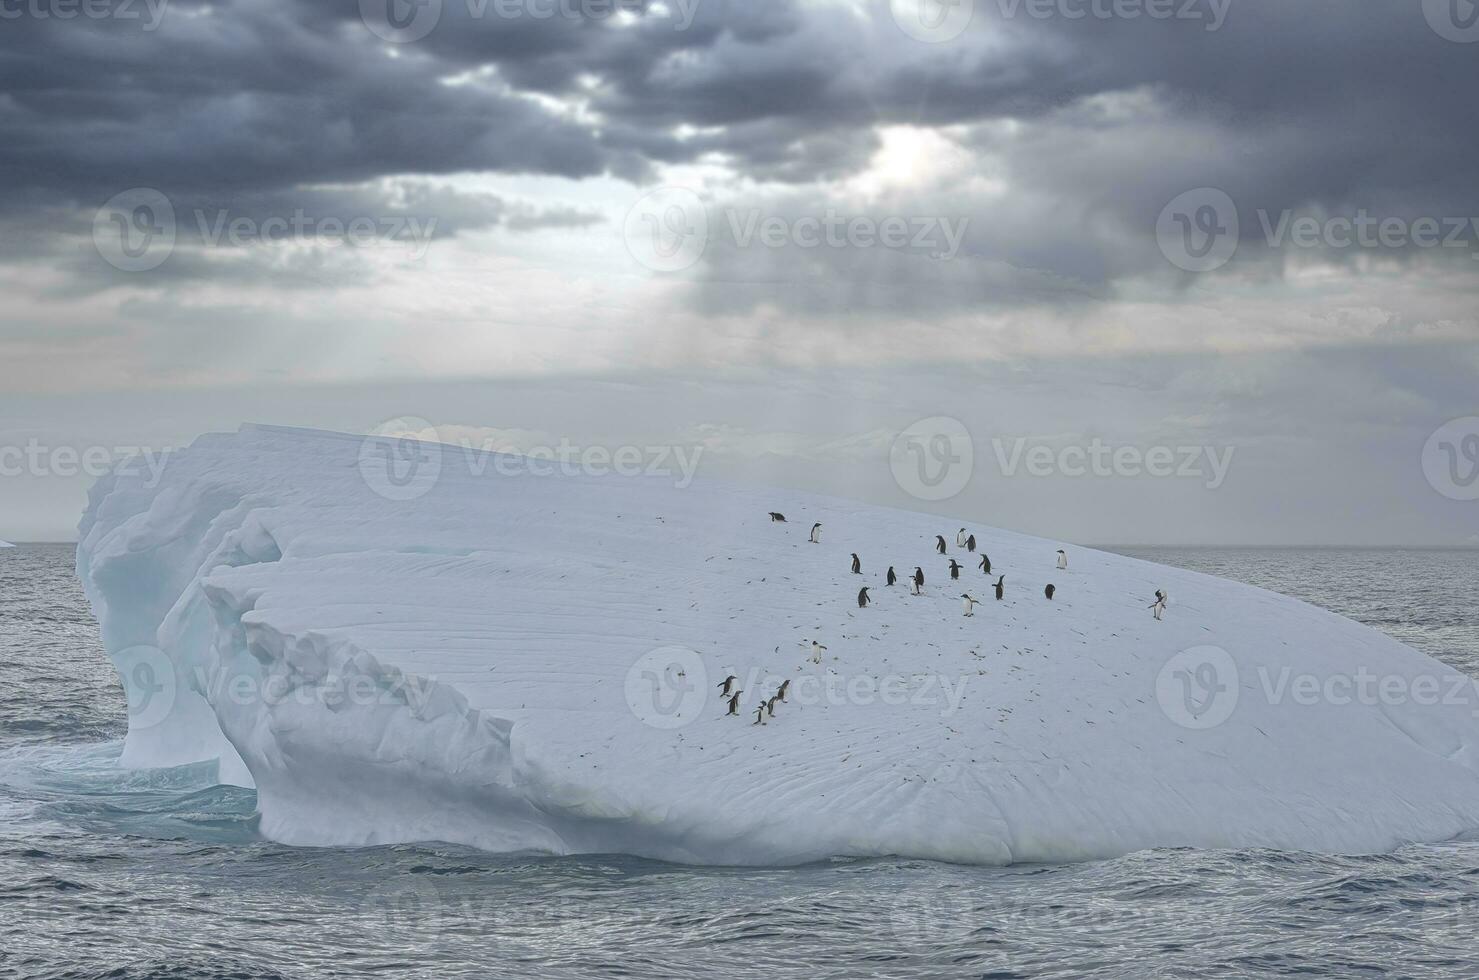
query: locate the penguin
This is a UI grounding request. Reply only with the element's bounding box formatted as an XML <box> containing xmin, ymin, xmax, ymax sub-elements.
<box><xmin>935</xmin><ymin>535</ymin><xmax>948</xmax><ymax>555</ymax></box>
<box><xmin>857</xmin><ymin>587</ymin><xmax>871</xmax><ymax>608</ymax></box>
<box><xmin>1045</xmin><ymin>584</ymin><xmax>1056</xmax><ymax>600</ymax></box>
<box><xmin>809</xmin><ymin>523</ymin><xmax>822</xmax><ymax>544</ymax></box>
<box><xmin>955</xmin><ymin>528</ymin><xmax>967</xmax><ymax>547</ymax></box>
<box><xmin>766</xmin><ymin>696</ymin><xmax>778</xmax><ymax>718</ymax></box>
<box><xmin>753</xmin><ymin>703</ymin><xmax>767</xmax><ymax>725</ymax></box>
<box><xmin>949</xmin><ymin>559</ymin><xmax>962</xmax><ymax>581</ymax></box>
<box><xmin>887</xmin><ymin>566</ymin><xmax>898</xmax><ymax>587</ymax></box>
<box><xmin>913</xmin><ymin>567</ymin><xmax>925</xmax><ymax>594</ymax></box>
<box><xmin>961</xmin><ymin>594</ymin><xmax>980</xmax><ymax>617</ymax></box>
<box><xmin>725</xmin><ymin>690</ymin><xmax>743</xmax><ymax>716</ymax></box>
<box><xmin>718</xmin><ymin>675</ymin><xmax>738</xmax><ymax>697</ymax></box>
<box><xmin>810</xmin><ymin>641</ymin><xmax>828</xmax><ymax>664</ymax></box>
<box><xmin>1057</xmin><ymin>549</ymin><xmax>1068</xmax><ymax>570</ymax></box>
<box><xmin>994</xmin><ymin>575</ymin><xmax>1005</xmax><ymax>601</ymax></box>
<box><xmin>1150</xmin><ymin>590</ymin><xmax>1168</xmax><ymax>621</ymax></box>
<box><xmin>769</xmin><ymin>512</ymin><xmax>787</xmax><ymax>523</ymax></box>
<box><xmin>979</xmin><ymin>554</ymin><xmax>991</xmax><ymax>576</ymax></box>
<box><xmin>851</xmin><ymin>553</ymin><xmax>862</xmax><ymax>575</ymax></box>
<box><xmin>776</xmin><ymin>679</ymin><xmax>791</xmax><ymax>702</ymax></box>
<box><xmin>966</xmin><ymin>534</ymin><xmax>976</xmax><ymax>553</ymax></box>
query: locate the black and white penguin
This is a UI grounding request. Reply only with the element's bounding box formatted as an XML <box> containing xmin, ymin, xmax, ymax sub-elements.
<box><xmin>966</xmin><ymin>534</ymin><xmax>977</xmax><ymax>553</ymax></box>
<box><xmin>1057</xmin><ymin>549</ymin><xmax>1068</xmax><ymax>570</ymax></box>
<box><xmin>961</xmin><ymin>594</ymin><xmax>980</xmax><ymax>617</ymax></box>
<box><xmin>955</xmin><ymin>528</ymin><xmax>967</xmax><ymax>547</ymax></box>
<box><xmin>887</xmin><ymin>566</ymin><xmax>898</xmax><ymax>587</ymax></box>
<box><xmin>810</xmin><ymin>640</ymin><xmax>828</xmax><ymax>664</ymax></box>
<box><xmin>994</xmin><ymin>575</ymin><xmax>1005</xmax><ymax>601</ymax></box>
<box><xmin>766</xmin><ymin>696</ymin><xmax>778</xmax><ymax>718</ymax></box>
<box><xmin>725</xmin><ymin>690</ymin><xmax>744</xmax><ymax>716</ymax></box>
<box><xmin>935</xmin><ymin>535</ymin><xmax>948</xmax><ymax>555</ymax></box>
<box><xmin>949</xmin><ymin>559</ymin><xmax>962</xmax><ymax>581</ymax></box>
<box><xmin>776</xmin><ymin>679</ymin><xmax>791</xmax><ymax>702</ymax></box>
<box><xmin>979</xmin><ymin>554</ymin><xmax>991</xmax><ymax>576</ymax></box>
<box><xmin>851</xmin><ymin>553</ymin><xmax>862</xmax><ymax>575</ymax></box>
<box><xmin>753</xmin><ymin>703</ymin><xmax>767</xmax><ymax>725</ymax></box>
<box><xmin>809</xmin><ymin>522</ymin><xmax>823</xmax><ymax>544</ymax></box>
<box><xmin>1045</xmin><ymin>584</ymin><xmax>1056</xmax><ymax>600</ymax></box>
<box><xmin>857</xmin><ymin>587</ymin><xmax>871</xmax><ymax>608</ymax></box>
<box><xmin>769</xmin><ymin>512</ymin><xmax>787</xmax><ymax>523</ymax></box>
<box><xmin>1150</xmin><ymin>590</ymin><xmax>1168</xmax><ymax>620</ymax></box>
<box><xmin>718</xmin><ymin>675</ymin><xmax>738</xmax><ymax>697</ymax></box>
<box><xmin>913</xmin><ymin>567</ymin><xmax>925</xmax><ymax>591</ymax></box>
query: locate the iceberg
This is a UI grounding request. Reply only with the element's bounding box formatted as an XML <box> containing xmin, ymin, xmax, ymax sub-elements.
<box><xmin>0</xmin><ymin>540</ymin><xmax>14</xmax><ymax>548</ymax></box>
<box><xmin>76</xmin><ymin>425</ymin><xmax>1479</xmax><ymax>865</ymax></box>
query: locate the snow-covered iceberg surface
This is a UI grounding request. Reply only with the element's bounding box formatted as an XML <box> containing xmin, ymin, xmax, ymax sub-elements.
<box><xmin>77</xmin><ymin>425</ymin><xmax>1479</xmax><ymax>865</ymax></box>
<box><xmin>0</xmin><ymin>540</ymin><xmax>14</xmax><ymax>548</ymax></box>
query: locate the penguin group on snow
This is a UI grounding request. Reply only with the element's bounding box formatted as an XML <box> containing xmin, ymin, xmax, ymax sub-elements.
<box><xmin>719</xmin><ymin>509</ymin><xmax>1175</xmax><ymax>726</ymax></box>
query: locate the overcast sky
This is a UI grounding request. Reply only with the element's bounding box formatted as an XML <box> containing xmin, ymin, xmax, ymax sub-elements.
<box><xmin>2</xmin><ymin>0</ymin><xmax>1477</xmax><ymax>544</ymax></box>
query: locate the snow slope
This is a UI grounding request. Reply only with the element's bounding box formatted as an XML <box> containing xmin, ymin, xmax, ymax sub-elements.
<box><xmin>76</xmin><ymin>425</ymin><xmax>1479</xmax><ymax>865</ymax></box>
<box><xmin>0</xmin><ymin>540</ymin><xmax>13</xmax><ymax>548</ymax></box>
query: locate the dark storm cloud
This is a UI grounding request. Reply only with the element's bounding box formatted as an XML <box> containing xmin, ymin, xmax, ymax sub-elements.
<box><xmin>1</xmin><ymin>0</ymin><xmax>1476</xmax><ymax>298</ymax></box>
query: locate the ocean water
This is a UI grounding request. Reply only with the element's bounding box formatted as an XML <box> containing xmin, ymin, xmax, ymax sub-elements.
<box><xmin>3</xmin><ymin>542</ymin><xmax>1479</xmax><ymax>979</ymax></box>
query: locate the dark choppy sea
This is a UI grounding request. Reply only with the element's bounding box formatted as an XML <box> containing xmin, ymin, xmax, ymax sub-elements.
<box><xmin>3</xmin><ymin>543</ymin><xmax>1479</xmax><ymax>979</ymax></box>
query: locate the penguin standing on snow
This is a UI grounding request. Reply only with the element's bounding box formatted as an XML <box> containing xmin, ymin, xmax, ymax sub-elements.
<box><xmin>913</xmin><ymin>567</ymin><xmax>925</xmax><ymax>594</ymax></box>
<box><xmin>851</xmin><ymin>553</ymin><xmax>862</xmax><ymax>575</ymax></box>
<box><xmin>857</xmin><ymin>587</ymin><xmax>871</xmax><ymax>608</ymax></box>
<box><xmin>776</xmin><ymin>679</ymin><xmax>791</xmax><ymax>702</ymax></box>
<box><xmin>769</xmin><ymin>512</ymin><xmax>787</xmax><ymax>523</ymax></box>
<box><xmin>725</xmin><ymin>690</ymin><xmax>744</xmax><ymax>716</ymax></box>
<box><xmin>718</xmin><ymin>675</ymin><xmax>738</xmax><ymax>697</ymax></box>
<box><xmin>935</xmin><ymin>535</ymin><xmax>948</xmax><ymax>555</ymax></box>
<box><xmin>949</xmin><ymin>559</ymin><xmax>962</xmax><ymax>581</ymax></box>
<box><xmin>979</xmin><ymin>554</ymin><xmax>991</xmax><ymax>576</ymax></box>
<box><xmin>1057</xmin><ymin>549</ymin><xmax>1068</xmax><ymax>570</ymax></box>
<box><xmin>766</xmin><ymin>696</ymin><xmax>778</xmax><ymax>718</ymax></box>
<box><xmin>994</xmin><ymin>575</ymin><xmax>1006</xmax><ymax>601</ymax></box>
<box><xmin>1045</xmin><ymin>584</ymin><xmax>1056</xmax><ymax>600</ymax></box>
<box><xmin>753</xmin><ymin>702</ymin><xmax>767</xmax><ymax>725</ymax></box>
<box><xmin>810</xmin><ymin>641</ymin><xmax>828</xmax><ymax>664</ymax></box>
<box><xmin>809</xmin><ymin>522</ymin><xmax>823</xmax><ymax>543</ymax></box>
<box><xmin>966</xmin><ymin>534</ymin><xmax>977</xmax><ymax>553</ymax></box>
<box><xmin>887</xmin><ymin>566</ymin><xmax>898</xmax><ymax>587</ymax></box>
<box><xmin>1150</xmin><ymin>590</ymin><xmax>1168</xmax><ymax>621</ymax></box>
<box><xmin>961</xmin><ymin>594</ymin><xmax>980</xmax><ymax>617</ymax></box>
<box><xmin>955</xmin><ymin>528</ymin><xmax>967</xmax><ymax>547</ymax></box>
